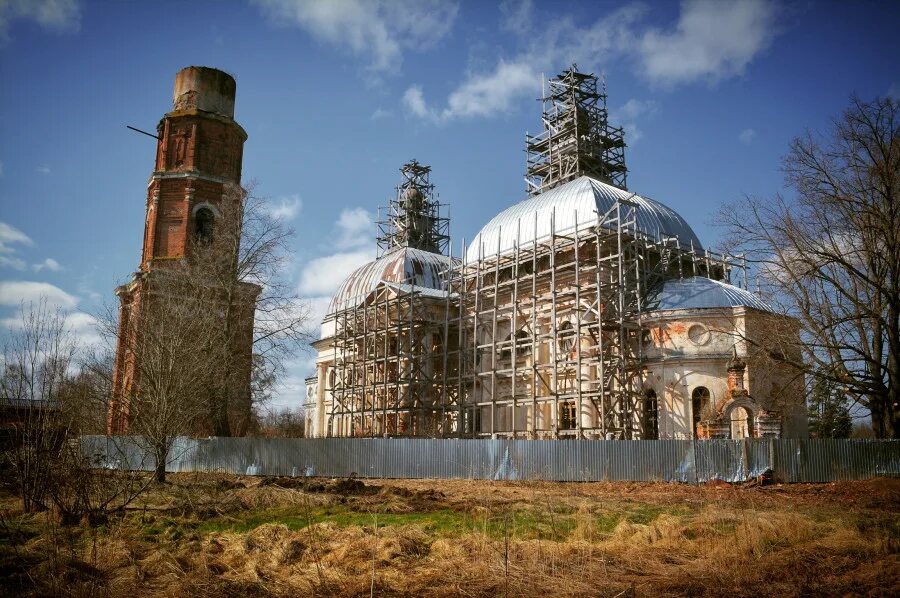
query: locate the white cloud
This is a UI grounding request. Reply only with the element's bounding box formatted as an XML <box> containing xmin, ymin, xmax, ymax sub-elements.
<box><xmin>0</xmin><ymin>280</ymin><xmax>78</xmax><ymax>310</ymax></box>
<box><xmin>406</xmin><ymin>1</ymin><xmax>780</xmax><ymax>123</ymax></box>
<box><xmin>298</xmin><ymin>250</ymin><xmax>374</xmax><ymax>297</ymax></box>
<box><xmin>269</xmin><ymin>352</ymin><xmax>319</xmax><ymax>410</ymax></box>
<box><xmin>1</xmin><ymin>307</ymin><xmax>101</xmax><ymax>350</ymax></box>
<box><xmin>296</xmin><ymin>207</ymin><xmax>375</xmax><ymax>298</ymax></box>
<box><xmin>35</xmin><ymin>165</ymin><xmax>50</xmax><ymax>174</ymax></box>
<box><xmin>0</xmin><ymin>0</ymin><xmax>81</xmax><ymax>42</ymax></box>
<box><xmin>0</xmin><ymin>222</ymin><xmax>36</xmax><ymax>271</ymax></box>
<box><xmin>404</xmin><ymin>60</ymin><xmax>540</xmax><ymax>121</ymax></box>
<box><xmin>335</xmin><ymin>207</ymin><xmax>373</xmax><ymax>249</ymax></box>
<box><xmin>370</xmin><ymin>107</ymin><xmax>392</xmax><ymax>121</ymax></box>
<box><xmin>402</xmin><ymin>4</ymin><xmax>640</xmax><ymax>122</ymax></box>
<box><xmin>611</xmin><ymin>99</ymin><xmax>658</xmax><ymax>144</ymax></box>
<box><xmin>402</xmin><ymin>86</ymin><xmax>432</xmax><ymax>119</ymax></box>
<box><xmin>304</xmin><ymin>296</ymin><xmax>333</xmax><ymax>331</ymax></box>
<box><xmin>638</xmin><ymin>0</ymin><xmax>779</xmax><ymax>87</ymax></box>
<box><xmin>616</xmin><ymin>98</ymin><xmax>656</xmax><ymax>122</ymax></box>
<box><xmin>32</xmin><ymin>257</ymin><xmax>62</xmax><ymax>272</ymax></box>
<box><xmin>739</xmin><ymin>128</ymin><xmax>757</xmax><ymax>145</ymax></box>
<box><xmin>0</xmin><ymin>255</ymin><xmax>26</xmax><ymax>270</ymax></box>
<box><xmin>444</xmin><ymin>60</ymin><xmax>540</xmax><ymax>119</ymax></box>
<box><xmin>0</xmin><ymin>221</ymin><xmax>33</xmax><ymax>254</ymax></box>
<box><xmin>64</xmin><ymin>311</ymin><xmax>101</xmax><ymax>349</ymax></box>
<box><xmin>268</xmin><ymin>195</ymin><xmax>303</xmax><ymax>221</ymax></box>
<box><xmin>499</xmin><ymin>0</ymin><xmax>533</xmax><ymax>33</ymax></box>
<box><xmin>253</xmin><ymin>0</ymin><xmax>459</xmax><ymax>73</ymax></box>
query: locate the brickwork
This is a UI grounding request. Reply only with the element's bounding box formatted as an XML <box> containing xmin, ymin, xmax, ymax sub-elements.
<box><xmin>108</xmin><ymin>67</ymin><xmax>256</xmax><ymax>435</ymax></box>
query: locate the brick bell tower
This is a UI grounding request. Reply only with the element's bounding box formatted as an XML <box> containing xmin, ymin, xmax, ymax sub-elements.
<box><xmin>108</xmin><ymin>66</ymin><xmax>258</xmax><ymax>435</ymax></box>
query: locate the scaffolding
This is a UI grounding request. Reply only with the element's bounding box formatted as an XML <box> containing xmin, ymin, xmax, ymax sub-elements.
<box><xmin>525</xmin><ymin>65</ymin><xmax>628</xmax><ymax>195</ymax></box>
<box><xmin>446</xmin><ymin>199</ymin><xmax>741</xmax><ymax>439</ymax></box>
<box><xmin>328</xmin><ymin>283</ymin><xmax>458</xmax><ymax>437</ymax></box>
<box><xmin>322</xmin><ymin>70</ymin><xmax>750</xmax><ymax>440</ymax></box>
<box><xmin>377</xmin><ymin>159</ymin><xmax>450</xmax><ymax>256</ymax></box>
<box><xmin>328</xmin><ymin>161</ymin><xmax>458</xmax><ymax>437</ymax></box>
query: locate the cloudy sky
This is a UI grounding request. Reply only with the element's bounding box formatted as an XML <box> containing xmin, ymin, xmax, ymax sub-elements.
<box><xmin>1</xmin><ymin>0</ymin><xmax>898</xmax><ymax>410</ymax></box>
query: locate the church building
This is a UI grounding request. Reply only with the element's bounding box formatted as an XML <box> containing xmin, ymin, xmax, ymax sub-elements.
<box><xmin>307</xmin><ymin>67</ymin><xmax>807</xmax><ymax>440</ymax></box>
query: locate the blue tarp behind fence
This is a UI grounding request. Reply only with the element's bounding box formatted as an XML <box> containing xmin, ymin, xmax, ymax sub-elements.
<box><xmin>80</xmin><ymin>436</ymin><xmax>900</xmax><ymax>483</ymax></box>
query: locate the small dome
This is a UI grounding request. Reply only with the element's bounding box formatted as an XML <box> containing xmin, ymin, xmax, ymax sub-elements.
<box><xmin>327</xmin><ymin>247</ymin><xmax>452</xmax><ymax>315</ymax></box>
<box><xmin>468</xmin><ymin>176</ymin><xmax>702</xmax><ymax>260</ymax></box>
<box><xmin>650</xmin><ymin>277</ymin><xmax>772</xmax><ymax>312</ymax></box>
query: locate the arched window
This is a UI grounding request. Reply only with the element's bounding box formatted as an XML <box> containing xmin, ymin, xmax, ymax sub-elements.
<box><xmin>194</xmin><ymin>207</ymin><xmax>215</xmax><ymax>243</ymax></box>
<box><xmin>557</xmin><ymin>320</ymin><xmax>576</xmax><ymax>354</ymax></box>
<box><xmin>500</xmin><ymin>329</ymin><xmax>531</xmax><ymax>359</ymax></box>
<box><xmin>730</xmin><ymin>406</ymin><xmax>753</xmax><ymax>439</ymax></box>
<box><xmin>692</xmin><ymin>386</ymin><xmax>710</xmax><ymax>438</ymax></box>
<box><xmin>643</xmin><ymin>389</ymin><xmax>659</xmax><ymax>440</ymax></box>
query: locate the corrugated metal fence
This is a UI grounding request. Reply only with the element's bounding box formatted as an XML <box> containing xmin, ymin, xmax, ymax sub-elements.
<box><xmin>80</xmin><ymin>436</ymin><xmax>900</xmax><ymax>484</ymax></box>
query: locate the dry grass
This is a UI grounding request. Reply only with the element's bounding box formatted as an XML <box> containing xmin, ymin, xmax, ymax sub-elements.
<box><xmin>1</xmin><ymin>474</ymin><xmax>898</xmax><ymax>597</ymax></box>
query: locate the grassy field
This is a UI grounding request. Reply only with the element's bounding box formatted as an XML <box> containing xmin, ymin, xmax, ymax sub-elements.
<box><xmin>1</xmin><ymin>474</ymin><xmax>898</xmax><ymax>597</ymax></box>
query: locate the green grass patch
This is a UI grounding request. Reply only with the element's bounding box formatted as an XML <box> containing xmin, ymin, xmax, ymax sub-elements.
<box><xmin>196</xmin><ymin>506</ymin><xmax>471</xmax><ymax>536</ymax></box>
<box><xmin>150</xmin><ymin>502</ymin><xmax>701</xmax><ymax>545</ymax></box>
<box><xmin>593</xmin><ymin>512</ymin><xmax>622</xmax><ymax>534</ymax></box>
<box><xmin>192</xmin><ymin>504</ymin><xmax>607</xmax><ymax>543</ymax></box>
<box><xmin>622</xmin><ymin>503</ymin><xmax>690</xmax><ymax>524</ymax></box>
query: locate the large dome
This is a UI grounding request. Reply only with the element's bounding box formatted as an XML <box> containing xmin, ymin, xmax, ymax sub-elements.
<box><xmin>650</xmin><ymin>276</ymin><xmax>772</xmax><ymax>312</ymax></box>
<box><xmin>468</xmin><ymin>176</ymin><xmax>703</xmax><ymax>260</ymax></box>
<box><xmin>327</xmin><ymin>246</ymin><xmax>452</xmax><ymax>315</ymax></box>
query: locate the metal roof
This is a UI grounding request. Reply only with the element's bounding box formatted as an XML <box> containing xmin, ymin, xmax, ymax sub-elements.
<box><xmin>467</xmin><ymin>176</ymin><xmax>703</xmax><ymax>260</ymax></box>
<box><xmin>650</xmin><ymin>276</ymin><xmax>772</xmax><ymax>312</ymax></box>
<box><xmin>382</xmin><ymin>282</ymin><xmax>454</xmax><ymax>300</ymax></box>
<box><xmin>326</xmin><ymin>247</ymin><xmax>453</xmax><ymax>315</ymax></box>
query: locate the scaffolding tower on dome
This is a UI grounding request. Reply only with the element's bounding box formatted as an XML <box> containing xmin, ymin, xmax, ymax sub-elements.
<box><xmin>525</xmin><ymin>65</ymin><xmax>628</xmax><ymax>195</ymax></box>
<box><xmin>376</xmin><ymin>159</ymin><xmax>450</xmax><ymax>256</ymax></box>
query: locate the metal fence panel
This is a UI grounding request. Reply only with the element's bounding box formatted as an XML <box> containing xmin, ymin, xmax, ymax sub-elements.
<box><xmin>79</xmin><ymin>437</ymin><xmax>899</xmax><ymax>483</ymax></box>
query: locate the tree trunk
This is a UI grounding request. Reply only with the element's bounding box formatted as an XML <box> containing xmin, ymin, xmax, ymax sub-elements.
<box><xmin>154</xmin><ymin>443</ymin><xmax>167</xmax><ymax>483</ymax></box>
<box><xmin>890</xmin><ymin>385</ymin><xmax>900</xmax><ymax>439</ymax></box>
<box><xmin>212</xmin><ymin>394</ymin><xmax>231</xmax><ymax>437</ymax></box>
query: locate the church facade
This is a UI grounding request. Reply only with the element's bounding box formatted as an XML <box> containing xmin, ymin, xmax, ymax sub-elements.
<box><xmin>306</xmin><ymin>67</ymin><xmax>808</xmax><ymax>440</ymax></box>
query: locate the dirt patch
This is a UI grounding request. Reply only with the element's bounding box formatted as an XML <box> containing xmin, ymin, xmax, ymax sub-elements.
<box><xmin>259</xmin><ymin>476</ymin><xmax>379</xmax><ymax>496</ymax></box>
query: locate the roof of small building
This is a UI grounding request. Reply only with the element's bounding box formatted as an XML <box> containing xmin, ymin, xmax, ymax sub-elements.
<box><xmin>650</xmin><ymin>276</ymin><xmax>772</xmax><ymax>312</ymax></box>
<box><xmin>467</xmin><ymin>176</ymin><xmax>703</xmax><ymax>260</ymax></box>
<box><xmin>326</xmin><ymin>246</ymin><xmax>453</xmax><ymax>315</ymax></box>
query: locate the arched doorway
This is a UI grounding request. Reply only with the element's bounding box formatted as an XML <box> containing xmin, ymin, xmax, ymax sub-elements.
<box><xmin>691</xmin><ymin>386</ymin><xmax>710</xmax><ymax>438</ymax></box>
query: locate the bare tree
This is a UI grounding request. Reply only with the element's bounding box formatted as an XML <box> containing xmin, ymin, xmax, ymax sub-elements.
<box><xmin>60</xmin><ymin>347</ymin><xmax>114</xmax><ymax>436</ymax></box>
<box><xmin>178</xmin><ymin>183</ymin><xmax>312</xmax><ymax>436</ymax></box>
<box><xmin>257</xmin><ymin>405</ymin><xmax>306</xmax><ymax>438</ymax></box>
<box><xmin>720</xmin><ymin>96</ymin><xmax>900</xmax><ymax>438</ymax></box>
<box><xmin>1</xmin><ymin>300</ymin><xmax>75</xmax><ymax>512</ymax></box>
<box><xmin>103</xmin><ymin>277</ymin><xmax>222</xmax><ymax>482</ymax></box>
<box><xmin>1</xmin><ymin>301</ymin><xmax>156</xmax><ymax>518</ymax></box>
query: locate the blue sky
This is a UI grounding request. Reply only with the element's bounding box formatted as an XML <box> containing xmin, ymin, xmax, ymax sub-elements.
<box><xmin>1</xmin><ymin>0</ymin><xmax>898</xmax><ymax>410</ymax></box>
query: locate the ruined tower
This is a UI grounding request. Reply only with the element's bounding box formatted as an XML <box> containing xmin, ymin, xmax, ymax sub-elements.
<box><xmin>108</xmin><ymin>67</ymin><xmax>259</xmax><ymax>436</ymax></box>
